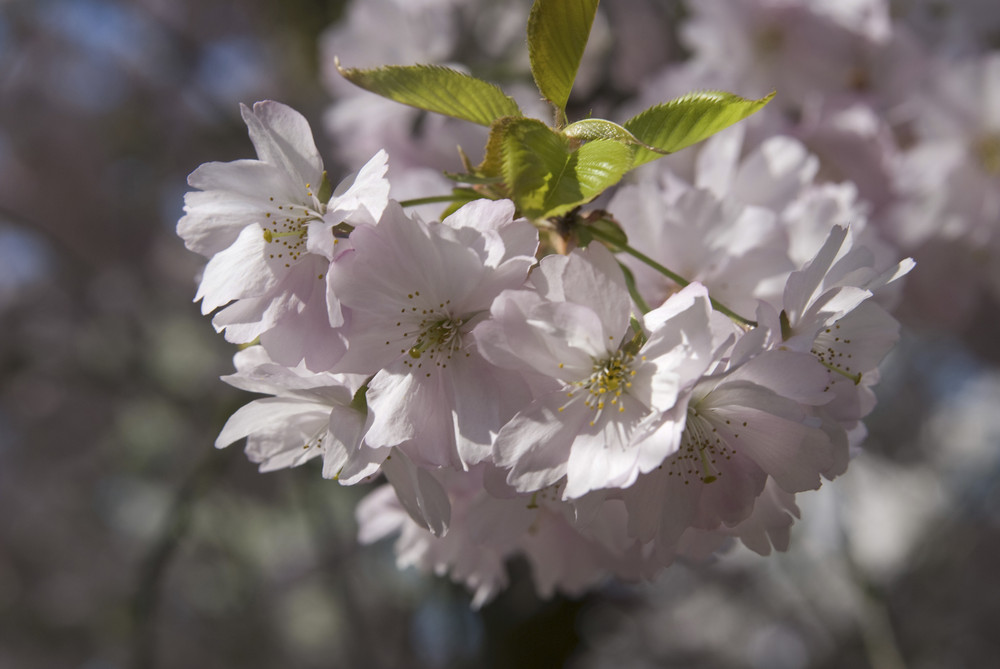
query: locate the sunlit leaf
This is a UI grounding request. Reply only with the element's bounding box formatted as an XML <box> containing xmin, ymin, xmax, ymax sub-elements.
<box><xmin>624</xmin><ymin>91</ymin><xmax>775</xmax><ymax>167</ymax></box>
<box><xmin>336</xmin><ymin>60</ymin><xmax>522</xmax><ymax>127</ymax></box>
<box><xmin>476</xmin><ymin>116</ymin><xmax>524</xmax><ymax>184</ymax></box>
<box><xmin>526</xmin><ymin>0</ymin><xmax>600</xmax><ymax>126</ymax></box>
<box><xmin>543</xmin><ymin>140</ymin><xmax>632</xmax><ymax>217</ymax></box>
<box><xmin>501</xmin><ymin>118</ymin><xmax>632</xmax><ymax>219</ymax></box>
<box><xmin>564</xmin><ymin>118</ymin><xmax>668</xmax><ymax>154</ymax></box>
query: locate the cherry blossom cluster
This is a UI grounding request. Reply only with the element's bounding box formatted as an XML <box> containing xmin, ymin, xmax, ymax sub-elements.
<box><xmin>179</xmin><ymin>100</ymin><xmax>913</xmax><ymax>605</ymax></box>
<box><xmin>626</xmin><ymin>0</ymin><xmax>999</xmax><ymax>327</ymax></box>
<box><xmin>322</xmin><ymin>0</ymin><xmax>998</xmax><ymax>328</ymax></box>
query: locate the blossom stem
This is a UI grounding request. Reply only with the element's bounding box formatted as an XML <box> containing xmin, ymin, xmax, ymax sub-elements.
<box><xmin>398</xmin><ymin>195</ymin><xmax>469</xmax><ymax>207</ymax></box>
<box><xmin>589</xmin><ymin>226</ymin><xmax>757</xmax><ymax>327</ymax></box>
<box><xmin>617</xmin><ymin>262</ymin><xmax>652</xmax><ymax>313</ymax></box>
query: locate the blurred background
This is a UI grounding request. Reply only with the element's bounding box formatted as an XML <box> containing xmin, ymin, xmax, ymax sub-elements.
<box><xmin>1</xmin><ymin>0</ymin><xmax>999</xmax><ymax>667</ymax></box>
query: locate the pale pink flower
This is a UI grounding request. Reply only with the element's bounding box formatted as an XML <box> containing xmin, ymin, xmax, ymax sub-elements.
<box><xmin>217</xmin><ymin>345</ymin><xmax>451</xmax><ymax>535</ymax></box>
<box><xmin>757</xmin><ymin>225</ymin><xmax>912</xmax><ymax>448</ymax></box>
<box><xmin>178</xmin><ymin>100</ymin><xmax>389</xmax><ymax>370</ymax></box>
<box><xmin>215</xmin><ymin>346</ymin><xmax>379</xmax><ymax>483</ymax></box>
<box><xmin>670</xmin><ymin>477</ymin><xmax>802</xmax><ymax>562</ymax></box>
<box><xmin>622</xmin><ymin>346</ymin><xmax>836</xmax><ymax>562</ymax></box>
<box><xmin>328</xmin><ymin>199</ymin><xmax>538</xmax><ymax>469</ymax></box>
<box><xmin>479</xmin><ymin>245</ymin><xmax>718</xmax><ymax>499</ymax></box>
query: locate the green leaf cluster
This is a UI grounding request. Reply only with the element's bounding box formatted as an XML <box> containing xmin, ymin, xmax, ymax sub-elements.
<box><xmin>337</xmin><ymin>0</ymin><xmax>773</xmax><ymax>222</ymax></box>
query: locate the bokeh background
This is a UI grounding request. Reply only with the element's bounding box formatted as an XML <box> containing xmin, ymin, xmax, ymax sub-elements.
<box><xmin>2</xmin><ymin>1</ymin><xmax>999</xmax><ymax>667</ymax></box>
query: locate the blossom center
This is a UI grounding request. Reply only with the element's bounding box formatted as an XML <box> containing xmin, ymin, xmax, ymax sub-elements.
<box><xmin>388</xmin><ymin>294</ymin><xmax>470</xmax><ymax>377</ymax></box>
<box><xmin>408</xmin><ymin>317</ymin><xmax>464</xmax><ymax>360</ymax></box>
<box><xmin>566</xmin><ymin>350</ymin><xmax>637</xmax><ymax>425</ymax></box>
<box><xmin>261</xmin><ymin>186</ymin><xmax>326</xmax><ymax>267</ymax></box>
<box><xmin>663</xmin><ymin>407</ymin><xmax>735</xmax><ymax>485</ymax></box>
<box><xmin>813</xmin><ymin>322</ymin><xmax>862</xmax><ymax>385</ymax></box>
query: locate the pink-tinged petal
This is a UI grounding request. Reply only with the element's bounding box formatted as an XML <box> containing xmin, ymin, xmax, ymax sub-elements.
<box><xmin>259</xmin><ymin>273</ymin><xmax>347</xmax><ymax>372</ymax></box>
<box><xmin>729</xmin><ymin>478</ymin><xmax>801</xmax><ymax>555</ymax></box>
<box><xmin>814</xmin><ymin>300</ymin><xmax>900</xmax><ymax>377</ymax></box>
<box><xmin>185</xmin><ymin>159</ymin><xmax>285</xmax><ymax>202</ymax></box>
<box><xmin>366</xmin><ymin>370</ymin><xmax>462</xmax><ymax>469</ymax></box>
<box><xmin>336</xmin><ymin>445</ymin><xmax>389</xmax><ymax>485</ymax></box>
<box><xmin>632</xmin><ymin>362</ymin><xmax>681</xmax><ymax>416</ymax></box>
<box><xmin>625</xmin><ymin>466</ymin><xmax>699</xmax><ymax>548</ymax></box>
<box><xmin>520</xmin><ymin>510</ymin><xmax>615</xmax><ymax>598</ymax></box>
<box><xmin>536</xmin><ymin>300</ymin><xmax>616</xmax><ymax>364</ymax></box>
<box><xmin>783</xmin><ymin>225</ymin><xmax>848</xmax><ymax>322</ymax></box>
<box><xmin>216</xmin><ymin>398</ymin><xmax>330</xmax><ymax>473</ymax></box>
<box><xmin>446</xmin><ymin>353</ymin><xmax>530</xmax><ymax>468</ymax></box>
<box><xmin>441</xmin><ymin>198</ymin><xmax>516</xmax><ymax>238</ymax></box>
<box><xmin>178</xmin><ymin>187</ymin><xmax>272</xmax><ymax>256</ymax></box>
<box><xmin>370</xmin><ymin>206</ymin><xmax>484</xmax><ymax>310</ymax></box>
<box><xmin>634</xmin><ymin>283</ymin><xmax>715</xmax><ymax>409</ymax></box>
<box><xmin>328</xmin><ymin>307</ymin><xmax>405</xmax><ymax>375</ymax></box>
<box><xmin>212</xmin><ymin>294</ymin><xmax>274</xmax><ymax>343</ymax></box>
<box><xmin>722</xmin><ymin>349</ymin><xmax>831</xmax><ymax>407</ymax></box>
<box><xmin>322</xmin><ymin>403</ymin><xmax>367</xmax><ymax>466</ymax></box>
<box><xmin>195</xmin><ymin>224</ymin><xmax>278</xmax><ymax>313</ymax></box>
<box><xmin>494</xmin><ymin>395</ymin><xmax>587</xmax><ymax>493</ymax></box>
<box><xmin>462</xmin><ymin>251</ymin><xmax>536</xmax><ymax>313</ymax></box>
<box><xmin>473</xmin><ymin>290</ymin><xmax>555</xmax><ymax>373</ymax></box>
<box><xmin>326</xmin><ymin>149</ymin><xmax>390</xmax><ymax>224</ymax></box>
<box><xmin>703</xmin><ymin>382</ymin><xmax>833</xmax><ymax>493</ymax></box>
<box><xmin>475</xmin><ymin>291</ymin><xmax>593</xmax><ymax>380</ymax></box>
<box><xmin>801</xmin><ymin>284</ymin><xmax>872</xmax><ymax>330</ymax></box>
<box><xmin>331</xmin><ymin>203</ymin><xmax>486</xmax><ymax>314</ymax></box>
<box><xmin>633</xmin><ymin>406</ymin><xmax>687</xmax><ymax>474</ymax></box>
<box><xmin>382</xmin><ymin>448</ymin><xmax>451</xmax><ymax>537</ymax></box>
<box><xmin>690</xmin><ymin>448</ymin><xmax>766</xmax><ymax>528</ymax></box>
<box><xmin>541</xmin><ymin>245</ymin><xmax>632</xmax><ymax>343</ymax></box>
<box><xmin>222</xmin><ymin>346</ymin><xmax>362</xmax><ymax>398</ymax></box>
<box><xmin>562</xmin><ymin>401</ymin><xmax>650</xmax><ymax>498</ymax></box>
<box><xmin>241</xmin><ymin>101</ymin><xmax>323</xmax><ymax>189</ymax></box>
<box><xmin>817</xmin><ymin>416</ymin><xmax>850</xmax><ymax>480</ymax></box>
<box><xmin>440</xmin><ymin>202</ymin><xmax>538</xmax><ymax>302</ymax></box>
<box><xmin>642</xmin><ymin>281</ymin><xmax>710</xmax><ymax>333</ymax></box>
<box><xmin>305</xmin><ymin>219</ymin><xmax>344</xmax><ymax>261</ymax></box>
<box><xmin>215</xmin><ymin>397</ymin><xmax>324</xmax><ymax>449</ymax></box>
<box><xmin>495</xmin><ymin>214</ymin><xmax>540</xmax><ymax>265</ymax></box>
<box><xmin>207</xmin><ymin>252</ymin><xmax>344</xmax><ymax>368</ymax></box>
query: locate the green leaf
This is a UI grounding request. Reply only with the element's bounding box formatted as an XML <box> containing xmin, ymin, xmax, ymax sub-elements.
<box><xmin>624</xmin><ymin>91</ymin><xmax>775</xmax><ymax>167</ymax></box>
<box><xmin>526</xmin><ymin>0</ymin><xmax>600</xmax><ymax>126</ymax></box>
<box><xmin>501</xmin><ymin>118</ymin><xmax>632</xmax><ymax>219</ymax></box>
<box><xmin>544</xmin><ymin>140</ymin><xmax>632</xmax><ymax>217</ymax></box>
<box><xmin>336</xmin><ymin>60</ymin><xmax>522</xmax><ymax>127</ymax></box>
<box><xmin>564</xmin><ymin>118</ymin><xmax>669</xmax><ymax>154</ymax></box>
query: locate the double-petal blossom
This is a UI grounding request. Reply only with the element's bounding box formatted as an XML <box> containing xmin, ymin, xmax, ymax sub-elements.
<box><xmin>479</xmin><ymin>245</ymin><xmax>718</xmax><ymax>499</ymax></box>
<box><xmin>178</xmin><ymin>101</ymin><xmax>389</xmax><ymax>370</ymax></box>
<box><xmin>328</xmin><ymin>199</ymin><xmax>538</xmax><ymax>469</ymax></box>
